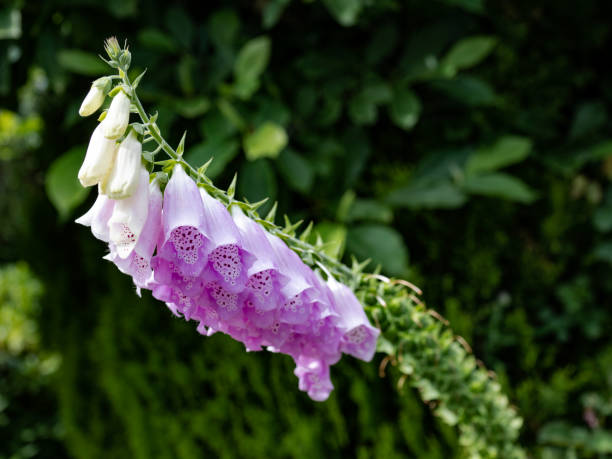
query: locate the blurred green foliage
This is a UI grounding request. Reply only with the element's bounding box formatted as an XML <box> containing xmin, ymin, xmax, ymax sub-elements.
<box><xmin>1</xmin><ymin>0</ymin><xmax>612</xmax><ymax>457</ymax></box>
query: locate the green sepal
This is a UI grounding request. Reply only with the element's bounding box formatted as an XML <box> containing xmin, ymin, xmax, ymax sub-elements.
<box><xmin>227</xmin><ymin>173</ymin><xmax>238</xmax><ymax>199</ymax></box>
<box><xmin>131</xmin><ymin>68</ymin><xmax>147</xmax><ymax>89</ymax></box>
<box><xmin>265</xmin><ymin>202</ymin><xmax>278</xmax><ymax>223</ymax></box>
<box><xmin>176</xmin><ymin>131</ymin><xmax>187</xmax><ymax>157</ymax></box>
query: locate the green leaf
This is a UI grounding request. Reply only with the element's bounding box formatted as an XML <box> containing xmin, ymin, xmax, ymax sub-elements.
<box><xmin>45</xmin><ymin>146</ymin><xmax>90</xmax><ymax>220</ymax></box>
<box><xmin>184</xmin><ymin>139</ymin><xmax>240</xmax><ymax>180</ymax></box>
<box><xmin>0</xmin><ymin>8</ymin><xmax>21</xmax><ymax>39</ymax></box>
<box><xmin>276</xmin><ymin>149</ymin><xmax>314</xmax><ymax>194</ymax></box>
<box><xmin>386</xmin><ymin>180</ymin><xmax>467</xmax><ymax>209</ymax></box>
<box><xmin>234</xmin><ymin>36</ymin><xmax>271</xmax><ymax>98</ymax></box>
<box><xmin>172</xmin><ymin>96</ymin><xmax>210</xmax><ymax>119</ymax></box>
<box><xmin>137</xmin><ymin>28</ymin><xmax>178</xmax><ymax>53</ymax></box>
<box><xmin>57</xmin><ymin>49</ymin><xmax>108</xmax><ymax>76</ymax></box>
<box><xmin>429</xmin><ymin>75</ymin><xmax>498</xmax><ymax>106</ymax></box>
<box><xmin>462</xmin><ymin>172</ymin><xmax>537</xmax><ymax>203</ymax></box>
<box><xmin>243</xmin><ymin>122</ymin><xmax>288</xmax><ymax>161</ymax></box>
<box><xmin>262</xmin><ymin>0</ymin><xmax>291</xmax><ymax>29</ymax></box>
<box><xmin>389</xmin><ymin>87</ymin><xmax>421</xmax><ymax>130</ymax></box>
<box><xmin>165</xmin><ymin>7</ymin><xmax>194</xmax><ymax>48</ymax></box>
<box><xmin>312</xmin><ymin>222</ymin><xmax>347</xmax><ymax>259</ymax></box>
<box><xmin>323</xmin><ymin>0</ymin><xmax>362</xmax><ymax>26</ymax></box>
<box><xmin>466</xmin><ymin>136</ymin><xmax>532</xmax><ymax>174</ymax></box>
<box><xmin>346</xmin><ymin>224</ymin><xmax>408</xmax><ymax>276</ymax></box>
<box><xmin>239</xmin><ymin>159</ymin><xmax>277</xmax><ymax>215</ymax></box>
<box><xmin>346</xmin><ymin>199</ymin><xmax>393</xmax><ymax>223</ymax></box>
<box><xmin>348</xmin><ymin>82</ymin><xmax>392</xmax><ymax>125</ymax></box>
<box><xmin>441</xmin><ymin>36</ymin><xmax>497</xmax><ymax>76</ymax></box>
<box><xmin>208</xmin><ymin>10</ymin><xmax>241</xmax><ymax>49</ymax></box>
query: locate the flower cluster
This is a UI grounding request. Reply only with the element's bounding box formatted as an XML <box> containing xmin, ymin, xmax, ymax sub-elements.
<box><xmin>74</xmin><ymin>71</ymin><xmax>379</xmax><ymax>401</ymax></box>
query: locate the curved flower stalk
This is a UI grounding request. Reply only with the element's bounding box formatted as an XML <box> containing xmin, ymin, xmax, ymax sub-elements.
<box><xmin>72</xmin><ymin>38</ymin><xmax>526</xmax><ymax>458</ymax></box>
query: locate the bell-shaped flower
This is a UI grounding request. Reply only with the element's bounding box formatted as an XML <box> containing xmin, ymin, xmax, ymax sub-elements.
<box><xmin>293</xmin><ymin>356</ymin><xmax>334</xmax><ymax>402</ymax></box>
<box><xmin>231</xmin><ymin>207</ymin><xmax>289</xmax><ymax>311</ymax></box>
<box><xmin>100</xmin><ymin>130</ymin><xmax>142</xmax><ymax>199</ymax></box>
<box><xmin>199</xmin><ymin>189</ymin><xmax>255</xmax><ymax>293</ymax></box>
<box><xmin>102</xmin><ymin>90</ymin><xmax>130</xmax><ymax>139</ymax></box>
<box><xmin>155</xmin><ymin>165</ymin><xmax>210</xmax><ymax>278</ymax></box>
<box><xmin>325</xmin><ymin>276</ymin><xmax>379</xmax><ymax>362</ymax></box>
<box><xmin>79</xmin><ymin>77</ymin><xmax>110</xmax><ymax>117</ymax></box>
<box><xmin>107</xmin><ymin>167</ymin><xmax>150</xmax><ymax>259</ymax></box>
<box><xmin>105</xmin><ymin>178</ymin><xmax>162</xmax><ymax>290</ymax></box>
<box><xmin>75</xmin><ymin>191</ymin><xmax>115</xmax><ymax>242</ymax></box>
<box><xmin>264</xmin><ymin>232</ymin><xmax>322</xmax><ymax>325</ymax></box>
<box><xmin>78</xmin><ymin>123</ymin><xmax>118</xmax><ymax>187</ymax></box>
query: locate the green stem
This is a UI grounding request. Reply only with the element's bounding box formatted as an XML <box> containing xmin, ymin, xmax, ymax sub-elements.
<box><xmin>120</xmin><ymin>69</ymin><xmax>357</xmax><ymax>286</ymax></box>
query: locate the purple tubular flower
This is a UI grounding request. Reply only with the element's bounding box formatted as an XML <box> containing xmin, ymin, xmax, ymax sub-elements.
<box><xmin>155</xmin><ymin>166</ymin><xmax>210</xmax><ymax>278</ymax></box>
<box><xmin>106</xmin><ymin>178</ymin><xmax>163</xmax><ymax>290</ymax></box>
<box><xmin>294</xmin><ymin>356</ymin><xmax>334</xmax><ymax>402</ymax></box>
<box><xmin>199</xmin><ymin>189</ymin><xmax>255</xmax><ymax>293</ymax></box>
<box><xmin>264</xmin><ymin>232</ymin><xmax>328</xmax><ymax>325</ymax></box>
<box><xmin>231</xmin><ymin>207</ymin><xmax>289</xmax><ymax>312</ymax></box>
<box><xmin>325</xmin><ymin>276</ymin><xmax>380</xmax><ymax>362</ymax></box>
<box><xmin>75</xmin><ymin>192</ymin><xmax>115</xmax><ymax>242</ymax></box>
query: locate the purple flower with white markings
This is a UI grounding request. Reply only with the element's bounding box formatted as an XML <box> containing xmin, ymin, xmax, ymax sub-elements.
<box><xmin>77</xmin><ymin>160</ymin><xmax>380</xmax><ymax>402</ymax></box>
<box><xmin>325</xmin><ymin>275</ymin><xmax>380</xmax><ymax>362</ymax></box>
<box><xmin>155</xmin><ymin>165</ymin><xmax>211</xmax><ymax>278</ymax></box>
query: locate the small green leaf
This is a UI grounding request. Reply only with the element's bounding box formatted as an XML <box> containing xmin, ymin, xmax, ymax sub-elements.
<box><xmin>323</xmin><ymin>0</ymin><xmax>362</xmax><ymax>26</ymax></box>
<box><xmin>466</xmin><ymin>136</ymin><xmax>532</xmax><ymax>174</ymax></box>
<box><xmin>262</xmin><ymin>0</ymin><xmax>291</xmax><ymax>29</ymax></box>
<box><xmin>276</xmin><ymin>149</ymin><xmax>314</xmax><ymax>194</ymax></box>
<box><xmin>208</xmin><ymin>10</ymin><xmax>241</xmax><ymax>49</ymax></box>
<box><xmin>234</xmin><ymin>36</ymin><xmax>271</xmax><ymax>96</ymax></box>
<box><xmin>441</xmin><ymin>36</ymin><xmax>497</xmax><ymax>76</ymax></box>
<box><xmin>348</xmin><ymin>82</ymin><xmax>392</xmax><ymax>125</ymax></box>
<box><xmin>347</xmin><ymin>199</ymin><xmax>393</xmax><ymax>223</ymax></box>
<box><xmin>239</xmin><ymin>159</ymin><xmax>277</xmax><ymax>214</ymax></box>
<box><xmin>462</xmin><ymin>172</ymin><xmax>537</xmax><ymax>203</ymax></box>
<box><xmin>45</xmin><ymin>146</ymin><xmax>90</xmax><ymax>220</ymax></box>
<box><xmin>389</xmin><ymin>87</ymin><xmax>421</xmax><ymax>130</ymax></box>
<box><xmin>243</xmin><ymin>122</ymin><xmax>288</xmax><ymax>161</ymax></box>
<box><xmin>429</xmin><ymin>76</ymin><xmax>498</xmax><ymax>106</ymax></box>
<box><xmin>58</xmin><ymin>49</ymin><xmax>108</xmax><ymax>76</ymax></box>
<box><xmin>137</xmin><ymin>28</ymin><xmax>177</xmax><ymax>53</ymax></box>
<box><xmin>387</xmin><ymin>180</ymin><xmax>467</xmax><ymax>209</ymax></box>
<box><xmin>346</xmin><ymin>224</ymin><xmax>408</xmax><ymax>276</ymax></box>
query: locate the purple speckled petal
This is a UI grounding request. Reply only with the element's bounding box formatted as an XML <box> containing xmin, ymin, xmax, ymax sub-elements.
<box><xmin>198</xmin><ymin>190</ymin><xmax>255</xmax><ymax>293</ymax></box>
<box><xmin>158</xmin><ymin>166</ymin><xmax>211</xmax><ymax>277</ymax></box>
<box><xmin>326</xmin><ymin>276</ymin><xmax>380</xmax><ymax>362</ymax></box>
<box><xmin>294</xmin><ymin>356</ymin><xmax>334</xmax><ymax>402</ymax></box>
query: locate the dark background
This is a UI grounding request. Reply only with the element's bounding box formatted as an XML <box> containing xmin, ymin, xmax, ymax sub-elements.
<box><xmin>1</xmin><ymin>0</ymin><xmax>612</xmax><ymax>457</ymax></box>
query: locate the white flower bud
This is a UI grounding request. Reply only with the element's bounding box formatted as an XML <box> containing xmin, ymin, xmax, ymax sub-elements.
<box><xmin>100</xmin><ymin>130</ymin><xmax>142</xmax><ymax>199</ymax></box>
<box><xmin>78</xmin><ymin>77</ymin><xmax>111</xmax><ymax>117</ymax></box>
<box><xmin>102</xmin><ymin>90</ymin><xmax>131</xmax><ymax>139</ymax></box>
<box><xmin>78</xmin><ymin>123</ymin><xmax>118</xmax><ymax>187</ymax></box>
